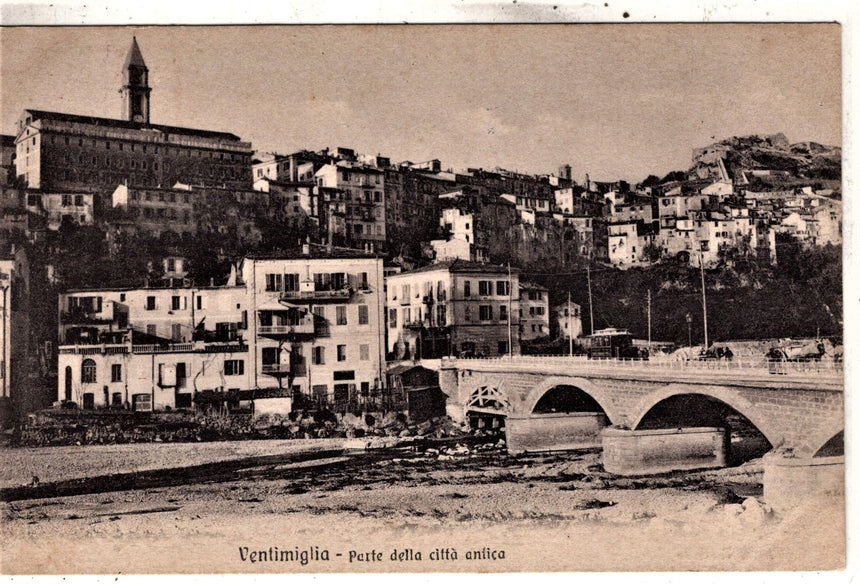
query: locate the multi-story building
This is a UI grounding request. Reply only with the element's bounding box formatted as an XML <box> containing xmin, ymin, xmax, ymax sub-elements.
<box><xmin>315</xmin><ymin>161</ymin><xmax>386</xmax><ymax>251</ymax></box>
<box><xmin>57</xmin><ymin>246</ymin><xmax>386</xmax><ymax>413</ymax></box>
<box><xmin>518</xmin><ymin>281</ymin><xmax>550</xmax><ymax>341</ymax></box>
<box><xmin>57</xmin><ymin>281</ymin><xmax>249</xmax><ymax>411</ymax></box>
<box><xmin>0</xmin><ymin>243</ymin><xmax>30</xmax><ymax>423</ymax></box>
<box><xmin>14</xmin><ymin>38</ymin><xmax>253</xmax><ymax>192</ymax></box>
<box><xmin>386</xmin><ymin>259</ymin><xmax>520</xmax><ymax>359</ymax></box>
<box><xmin>25</xmin><ymin>189</ymin><xmax>96</xmax><ymax>229</ymax></box>
<box><xmin>108</xmin><ymin>183</ymin><xmax>267</xmax><ymax>243</ymax></box>
<box><xmin>430</xmin><ymin>206</ymin><xmax>481</xmax><ymax>262</ymax></box>
<box><xmin>608</xmin><ymin>221</ymin><xmax>658</xmax><ymax>268</ymax></box>
<box><xmin>241</xmin><ymin>248</ymin><xmax>386</xmax><ymax>411</ymax></box>
<box><xmin>552</xmin><ymin>300</ymin><xmax>583</xmax><ymax>341</ymax></box>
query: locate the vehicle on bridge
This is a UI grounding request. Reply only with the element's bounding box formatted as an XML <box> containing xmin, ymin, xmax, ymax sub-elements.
<box><xmin>586</xmin><ymin>328</ymin><xmax>648</xmax><ymax>360</ymax></box>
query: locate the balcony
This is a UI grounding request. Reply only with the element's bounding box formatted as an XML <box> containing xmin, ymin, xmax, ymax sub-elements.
<box><xmin>258</xmin><ymin>323</ymin><xmax>314</xmax><ymax>339</ymax></box>
<box><xmin>261</xmin><ymin>363</ymin><xmax>291</xmax><ymax>377</ymax></box>
<box><xmin>60</xmin><ymin>309</ymin><xmax>114</xmax><ymax>325</ymax></box>
<box><xmin>279</xmin><ymin>288</ymin><xmax>353</xmax><ymax>303</ymax></box>
<box><xmin>261</xmin><ymin>361</ymin><xmax>307</xmax><ymax>377</ymax></box>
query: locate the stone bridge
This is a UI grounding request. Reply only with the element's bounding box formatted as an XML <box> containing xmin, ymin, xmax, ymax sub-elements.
<box><xmin>438</xmin><ymin>355</ymin><xmax>843</xmax><ymax>507</ymax></box>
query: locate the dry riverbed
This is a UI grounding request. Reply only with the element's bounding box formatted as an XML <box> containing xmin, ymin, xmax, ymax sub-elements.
<box><xmin>0</xmin><ymin>441</ymin><xmax>845</xmax><ymax>573</ymax></box>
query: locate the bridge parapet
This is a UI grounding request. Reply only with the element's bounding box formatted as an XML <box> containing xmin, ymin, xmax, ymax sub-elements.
<box><xmin>441</xmin><ymin>355</ymin><xmax>843</xmax><ymax>392</ymax></box>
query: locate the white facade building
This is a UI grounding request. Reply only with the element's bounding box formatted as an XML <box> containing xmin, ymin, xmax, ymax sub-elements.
<box><xmin>57</xmin><ymin>246</ymin><xmax>386</xmax><ymax>413</ymax></box>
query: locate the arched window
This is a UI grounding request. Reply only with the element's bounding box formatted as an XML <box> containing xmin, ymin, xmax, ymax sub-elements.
<box><xmin>81</xmin><ymin>359</ymin><xmax>97</xmax><ymax>384</ymax></box>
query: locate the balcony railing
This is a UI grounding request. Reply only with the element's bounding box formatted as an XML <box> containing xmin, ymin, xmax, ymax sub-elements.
<box><xmin>261</xmin><ymin>363</ymin><xmax>291</xmax><ymax>376</ymax></box>
<box><xmin>280</xmin><ymin>288</ymin><xmax>352</xmax><ymax>302</ymax></box>
<box><xmin>59</xmin><ymin>343</ymin><xmax>129</xmax><ymax>355</ymax></box>
<box><xmin>60</xmin><ymin>310</ymin><xmax>114</xmax><ymax>325</ymax></box>
<box><xmin>60</xmin><ymin>341</ymin><xmax>247</xmax><ymax>355</ymax></box>
<box><xmin>443</xmin><ymin>354</ymin><xmax>843</xmax><ymax>383</ymax></box>
<box><xmin>258</xmin><ymin>323</ymin><xmax>313</xmax><ymax>336</ymax></box>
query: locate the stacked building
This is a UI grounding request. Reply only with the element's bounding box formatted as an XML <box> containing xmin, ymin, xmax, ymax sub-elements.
<box><xmin>57</xmin><ymin>245</ymin><xmax>386</xmax><ymax>413</ymax></box>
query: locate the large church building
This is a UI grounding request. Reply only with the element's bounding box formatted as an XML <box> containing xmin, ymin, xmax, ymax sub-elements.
<box><xmin>14</xmin><ymin>38</ymin><xmax>253</xmax><ymax>192</ymax></box>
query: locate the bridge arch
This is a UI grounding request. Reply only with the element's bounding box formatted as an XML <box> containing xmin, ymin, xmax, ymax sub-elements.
<box><xmin>810</xmin><ymin>420</ymin><xmax>845</xmax><ymax>458</ymax></box>
<box><xmin>522</xmin><ymin>376</ymin><xmax>620</xmax><ymax>423</ymax></box>
<box><xmin>629</xmin><ymin>384</ymin><xmax>781</xmax><ymax>447</ymax></box>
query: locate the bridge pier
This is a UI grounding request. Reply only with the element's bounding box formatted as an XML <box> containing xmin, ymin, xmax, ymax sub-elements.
<box><xmin>506</xmin><ymin>413</ymin><xmax>608</xmax><ymax>454</ymax></box>
<box><xmin>762</xmin><ymin>451</ymin><xmax>844</xmax><ymax>513</ymax></box>
<box><xmin>602</xmin><ymin>426</ymin><xmax>729</xmax><ymax>475</ymax></box>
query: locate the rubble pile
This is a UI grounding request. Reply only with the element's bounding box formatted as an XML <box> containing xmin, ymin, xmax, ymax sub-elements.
<box><xmin>15</xmin><ymin>409</ymin><xmax>471</xmax><ymax>448</ymax></box>
<box><xmin>17</xmin><ymin>411</ymin><xmax>259</xmax><ymax>446</ymax></box>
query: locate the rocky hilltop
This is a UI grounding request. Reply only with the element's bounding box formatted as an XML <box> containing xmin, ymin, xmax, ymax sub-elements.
<box><xmin>690</xmin><ymin>133</ymin><xmax>841</xmax><ymax>184</ymax></box>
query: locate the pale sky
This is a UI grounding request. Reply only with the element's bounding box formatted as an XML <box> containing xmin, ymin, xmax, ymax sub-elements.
<box><xmin>0</xmin><ymin>24</ymin><xmax>841</xmax><ymax>183</ymax></box>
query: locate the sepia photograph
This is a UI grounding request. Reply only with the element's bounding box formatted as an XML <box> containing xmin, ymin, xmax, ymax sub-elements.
<box><xmin>0</xmin><ymin>13</ymin><xmax>848</xmax><ymax>575</ymax></box>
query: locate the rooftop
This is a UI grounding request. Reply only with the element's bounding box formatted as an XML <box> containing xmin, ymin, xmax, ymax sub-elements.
<box><xmin>21</xmin><ymin>109</ymin><xmax>244</xmax><ymax>143</ymax></box>
<box><xmin>244</xmin><ymin>244</ymin><xmax>380</xmax><ymax>261</ymax></box>
<box><xmin>396</xmin><ymin>258</ymin><xmax>518</xmax><ymax>276</ymax></box>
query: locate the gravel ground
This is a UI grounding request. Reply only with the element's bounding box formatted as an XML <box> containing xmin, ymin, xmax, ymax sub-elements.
<box><xmin>0</xmin><ymin>438</ymin><xmax>347</xmax><ymax>488</ymax></box>
<box><xmin>0</xmin><ymin>443</ymin><xmax>845</xmax><ymax>573</ymax></box>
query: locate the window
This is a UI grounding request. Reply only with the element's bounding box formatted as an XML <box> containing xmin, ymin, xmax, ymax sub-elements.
<box><xmin>337</xmin><ymin>345</ymin><xmax>347</xmax><ymax>361</ymax></box>
<box><xmin>312</xmin><ymin>346</ymin><xmax>325</xmax><ymax>365</ymax></box>
<box><xmin>465</xmin><ymin>306</ymin><xmax>471</xmax><ymax>321</ymax></box>
<box><xmin>389</xmin><ymin>308</ymin><xmax>397</xmax><ymax>328</ymax></box>
<box><xmin>479</xmin><ymin>305</ymin><xmax>493</xmax><ymax>321</ymax></box>
<box><xmin>81</xmin><ymin>359</ymin><xmax>96</xmax><ymax>383</ymax></box>
<box><xmin>172</xmin><ymin>296</ymin><xmax>181</xmax><ymax>310</ymax></box>
<box><xmin>111</xmin><ymin>364</ymin><xmax>122</xmax><ymax>382</ymax></box>
<box><xmin>478</xmin><ymin>281</ymin><xmax>492</xmax><ymax>296</ymax></box>
<box><xmin>360</xmin><ymin>344</ymin><xmax>369</xmax><ymax>361</ymax></box>
<box><xmin>146</xmin><ymin>296</ymin><xmax>156</xmax><ymax>310</ymax></box>
<box><xmin>224</xmin><ymin>360</ymin><xmax>244</xmax><ymax>376</ymax></box>
<box><xmin>436</xmin><ymin>305</ymin><xmax>447</xmax><ymax>326</ymax></box>
<box><xmin>120</xmin><ymin>293</ymin><xmax>126</xmax><ymax>302</ymax></box>
<box><xmin>196</xmin><ymin>296</ymin><xmax>202</xmax><ymax>310</ymax></box>
<box><xmin>336</xmin><ymin>305</ymin><xmax>347</xmax><ymax>325</ymax></box>
<box><xmin>464</xmin><ymin>281</ymin><xmax>471</xmax><ymax>297</ymax></box>
<box><xmin>403</xmin><ymin>307</ymin><xmax>411</xmax><ymax>323</ymax></box>
<box><xmin>499</xmin><ymin>305</ymin><xmax>508</xmax><ymax>321</ymax></box>
<box><xmin>496</xmin><ymin>280</ymin><xmax>510</xmax><ymax>295</ymax></box>
<box><xmin>498</xmin><ymin>341</ymin><xmax>509</xmax><ymax>355</ymax></box>
<box><xmin>265</xmin><ymin>273</ymin><xmax>283</xmax><ymax>291</ymax></box>
<box><xmin>358</xmin><ymin>305</ymin><xmax>369</xmax><ymax>325</ymax></box>
<box><xmin>400</xmin><ymin>284</ymin><xmax>410</xmax><ymax>300</ymax></box>
<box><xmin>172</xmin><ymin>324</ymin><xmax>182</xmax><ymax>342</ymax></box>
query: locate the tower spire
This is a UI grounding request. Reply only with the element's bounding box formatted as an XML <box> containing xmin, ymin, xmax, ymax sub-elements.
<box><xmin>121</xmin><ymin>37</ymin><xmax>151</xmax><ymax>124</ymax></box>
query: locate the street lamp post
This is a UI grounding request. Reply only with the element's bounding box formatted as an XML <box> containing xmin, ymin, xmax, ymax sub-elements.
<box><xmin>685</xmin><ymin>312</ymin><xmax>692</xmax><ymax>349</ymax></box>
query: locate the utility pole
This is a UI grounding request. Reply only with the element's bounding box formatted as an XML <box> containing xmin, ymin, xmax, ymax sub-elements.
<box><xmin>646</xmin><ymin>288</ymin><xmax>651</xmax><ymax>352</ymax></box>
<box><xmin>699</xmin><ymin>248</ymin><xmax>709</xmax><ymax>349</ymax></box>
<box><xmin>586</xmin><ymin>264</ymin><xmax>594</xmax><ymax>335</ymax></box>
<box><xmin>568</xmin><ymin>291</ymin><xmax>573</xmax><ymax>357</ymax></box>
<box><xmin>0</xmin><ymin>278</ymin><xmax>7</xmax><ymax>401</ymax></box>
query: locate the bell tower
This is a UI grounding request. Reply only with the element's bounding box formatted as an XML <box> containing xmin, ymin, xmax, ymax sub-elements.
<box><xmin>120</xmin><ymin>37</ymin><xmax>151</xmax><ymax>124</ymax></box>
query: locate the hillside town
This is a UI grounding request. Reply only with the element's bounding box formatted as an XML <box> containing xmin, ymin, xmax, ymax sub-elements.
<box><xmin>0</xmin><ymin>28</ymin><xmax>846</xmax><ymax>575</ymax></box>
<box><xmin>0</xmin><ymin>38</ymin><xmax>842</xmax><ymax>425</ymax></box>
